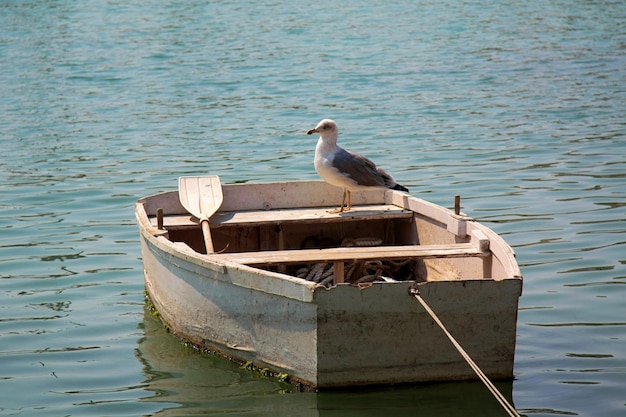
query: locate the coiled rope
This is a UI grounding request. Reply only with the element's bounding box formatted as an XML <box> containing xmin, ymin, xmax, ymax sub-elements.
<box><xmin>410</xmin><ymin>288</ymin><xmax>521</xmax><ymax>417</ymax></box>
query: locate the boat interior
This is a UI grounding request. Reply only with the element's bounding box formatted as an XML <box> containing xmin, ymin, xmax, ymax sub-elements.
<box><xmin>142</xmin><ymin>194</ymin><xmax>497</xmax><ymax>286</ymax></box>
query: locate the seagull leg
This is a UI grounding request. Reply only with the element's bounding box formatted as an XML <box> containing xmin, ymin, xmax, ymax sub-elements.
<box><xmin>339</xmin><ymin>189</ymin><xmax>347</xmax><ymax>212</ymax></box>
<box><xmin>328</xmin><ymin>189</ymin><xmax>347</xmax><ymax>213</ymax></box>
<box><xmin>346</xmin><ymin>190</ymin><xmax>352</xmax><ymax>211</ymax></box>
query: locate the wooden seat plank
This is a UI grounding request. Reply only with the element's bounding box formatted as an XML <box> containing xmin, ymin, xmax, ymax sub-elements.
<box><xmin>211</xmin><ymin>243</ymin><xmax>489</xmax><ymax>265</ymax></box>
<box><xmin>150</xmin><ymin>204</ymin><xmax>413</xmax><ymax>229</ymax></box>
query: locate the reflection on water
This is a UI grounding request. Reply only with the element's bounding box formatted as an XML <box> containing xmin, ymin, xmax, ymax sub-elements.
<box><xmin>137</xmin><ymin>306</ymin><xmax>516</xmax><ymax>417</ymax></box>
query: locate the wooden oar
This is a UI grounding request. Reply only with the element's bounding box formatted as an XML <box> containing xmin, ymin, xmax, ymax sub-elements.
<box><xmin>178</xmin><ymin>176</ymin><xmax>223</xmax><ymax>254</ymax></box>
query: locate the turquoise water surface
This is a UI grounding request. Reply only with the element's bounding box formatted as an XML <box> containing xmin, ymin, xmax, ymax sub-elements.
<box><xmin>1</xmin><ymin>1</ymin><xmax>625</xmax><ymax>416</ymax></box>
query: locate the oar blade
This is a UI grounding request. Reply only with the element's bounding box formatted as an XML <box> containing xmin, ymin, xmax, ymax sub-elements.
<box><xmin>178</xmin><ymin>176</ymin><xmax>223</xmax><ymax>220</ymax></box>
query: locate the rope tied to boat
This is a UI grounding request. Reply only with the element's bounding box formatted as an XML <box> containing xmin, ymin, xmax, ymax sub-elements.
<box><xmin>409</xmin><ymin>287</ymin><xmax>521</xmax><ymax>417</ymax></box>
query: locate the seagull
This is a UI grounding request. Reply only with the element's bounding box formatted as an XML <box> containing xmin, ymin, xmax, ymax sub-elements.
<box><xmin>306</xmin><ymin>119</ymin><xmax>409</xmax><ymax>213</ymax></box>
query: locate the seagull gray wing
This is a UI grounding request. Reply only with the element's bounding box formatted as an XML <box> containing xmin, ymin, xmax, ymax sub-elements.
<box><xmin>331</xmin><ymin>147</ymin><xmax>387</xmax><ymax>187</ymax></box>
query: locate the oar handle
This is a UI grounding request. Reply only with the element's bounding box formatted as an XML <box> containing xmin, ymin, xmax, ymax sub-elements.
<box><xmin>200</xmin><ymin>218</ymin><xmax>215</xmax><ymax>254</ymax></box>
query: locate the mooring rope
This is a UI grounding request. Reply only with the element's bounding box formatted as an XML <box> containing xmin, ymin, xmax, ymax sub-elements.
<box><xmin>410</xmin><ymin>288</ymin><xmax>521</xmax><ymax>417</ymax></box>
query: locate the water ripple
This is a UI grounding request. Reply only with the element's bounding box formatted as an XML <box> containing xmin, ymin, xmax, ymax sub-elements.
<box><xmin>1</xmin><ymin>0</ymin><xmax>626</xmax><ymax>416</ymax></box>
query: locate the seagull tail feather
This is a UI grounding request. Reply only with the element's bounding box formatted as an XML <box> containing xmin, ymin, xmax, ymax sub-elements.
<box><xmin>391</xmin><ymin>183</ymin><xmax>409</xmax><ymax>193</ymax></box>
<box><xmin>378</xmin><ymin>167</ymin><xmax>409</xmax><ymax>193</ymax></box>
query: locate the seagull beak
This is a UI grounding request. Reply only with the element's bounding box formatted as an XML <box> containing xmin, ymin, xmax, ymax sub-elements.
<box><xmin>306</xmin><ymin>128</ymin><xmax>318</xmax><ymax>135</ymax></box>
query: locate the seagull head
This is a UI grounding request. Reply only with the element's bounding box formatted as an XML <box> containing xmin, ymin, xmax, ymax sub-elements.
<box><xmin>306</xmin><ymin>119</ymin><xmax>338</xmax><ymax>142</ymax></box>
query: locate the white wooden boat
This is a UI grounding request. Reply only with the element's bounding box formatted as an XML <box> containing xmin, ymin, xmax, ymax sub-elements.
<box><xmin>135</xmin><ymin>179</ymin><xmax>522</xmax><ymax>388</ymax></box>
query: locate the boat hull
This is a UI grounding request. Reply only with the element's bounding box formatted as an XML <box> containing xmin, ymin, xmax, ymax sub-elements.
<box><xmin>136</xmin><ymin>181</ymin><xmax>522</xmax><ymax>388</ymax></box>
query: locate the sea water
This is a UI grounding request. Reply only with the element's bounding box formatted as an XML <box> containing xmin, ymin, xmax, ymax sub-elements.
<box><xmin>1</xmin><ymin>1</ymin><xmax>625</xmax><ymax>416</ymax></box>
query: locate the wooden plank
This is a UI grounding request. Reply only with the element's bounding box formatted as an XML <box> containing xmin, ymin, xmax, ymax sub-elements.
<box><xmin>395</xmin><ymin>194</ymin><xmax>472</xmax><ymax>237</ymax></box>
<box><xmin>333</xmin><ymin>261</ymin><xmax>344</xmax><ymax>283</ymax></box>
<box><xmin>149</xmin><ymin>214</ymin><xmax>196</xmax><ymax>228</ymax></box>
<box><xmin>150</xmin><ymin>204</ymin><xmax>413</xmax><ymax>229</ymax></box>
<box><xmin>213</xmin><ymin>205</ymin><xmax>412</xmax><ymax>226</ymax></box>
<box><xmin>211</xmin><ymin>243</ymin><xmax>489</xmax><ymax>265</ymax></box>
<box><xmin>471</xmin><ymin>229</ymin><xmax>490</xmax><ymax>251</ymax></box>
<box><xmin>219</xmin><ymin>180</ymin><xmax>387</xmax><ymax>211</ymax></box>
